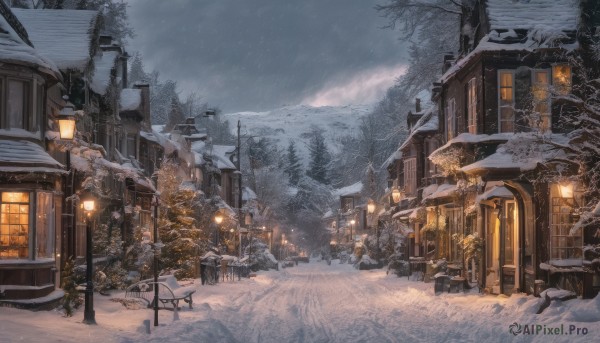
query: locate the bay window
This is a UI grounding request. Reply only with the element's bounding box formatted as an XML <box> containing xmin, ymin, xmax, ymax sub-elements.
<box><xmin>1</xmin><ymin>73</ymin><xmax>44</xmax><ymax>133</ymax></box>
<box><xmin>0</xmin><ymin>191</ymin><xmax>55</xmax><ymax>260</ymax></box>
<box><xmin>404</xmin><ymin>158</ymin><xmax>417</xmax><ymax>197</ymax></box>
<box><xmin>550</xmin><ymin>183</ymin><xmax>582</xmax><ymax>264</ymax></box>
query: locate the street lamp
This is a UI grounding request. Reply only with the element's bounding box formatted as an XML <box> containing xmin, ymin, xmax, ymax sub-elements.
<box><xmin>58</xmin><ymin>101</ymin><xmax>76</xmax><ymax>140</ymax></box>
<box><xmin>57</xmin><ymin>101</ymin><xmax>77</xmax><ymax>264</ymax></box>
<box><xmin>367</xmin><ymin>199</ymin><xmax>380</xmax><ymax>259</ymax></box>
<box><xmin>214</xmin><ymin>213</ymin><xmax>224</xmax><ymax>249</ymax></box>
<box><xmin>151</xmin><ymin>194</ymin><xmax>160</xmax><ymax>327</ymax></box>
<box><xmin>350</xmin><ymin>219</ymin><xmax>356</xmax><ymax>248</ymax></box>
<box><xmin>392</xmin><ymin>187</ymin><xmax>401</xmax><ymax>204</ymax></box>
<box><xmin>82</xmin><ymin>196</ymin><xmax>96</xmax><ymax>325</ymax></box>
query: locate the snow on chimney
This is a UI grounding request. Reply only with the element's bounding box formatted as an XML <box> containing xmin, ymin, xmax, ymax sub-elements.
<box><xmin>134</xmin><ymin>82</ymin><xmax>151</xmax><ymax>130</ymax></box>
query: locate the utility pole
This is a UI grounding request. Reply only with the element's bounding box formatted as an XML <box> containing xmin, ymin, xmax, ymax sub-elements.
<box><xmin>237</xmin><ymin>120</ymin><xmax>243</xmax><ymax>258</ymax></box>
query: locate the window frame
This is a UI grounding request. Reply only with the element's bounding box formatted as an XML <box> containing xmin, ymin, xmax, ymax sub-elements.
<box><xmin>445</xmin><ymin>98</ymin><xmax>456</xmax><ymax>140</ymax></box>
<box><xmin>404</xmin><ymin>158</ymin><xmax>417</xmax><ymax>197</ymax></box>
<box><xmin>498</xmin><ymin>70</ymin><xmax>515</xmax><ymax>133</ymax></box>
<box><xmin>531</xmin><ymin>69</ymin><xmax>551</xmax><ymax>132</ymax></box>
<box><xmin>467</xmin><ymin>78</ymin><xmax>477</xmax><ymax>134</ymax></box>
<box><xmin>551</xmin><ymin>64</ymin><xmax>572</xmax><ymax>96</ymax></box>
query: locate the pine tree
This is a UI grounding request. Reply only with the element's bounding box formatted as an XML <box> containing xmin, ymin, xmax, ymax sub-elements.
<box><xmin>285</xmin><ymin>140</ymin><xmax>302</xmax><ymax>185</ymax></box>
<box><xmin>157</xmin><ymin>161</ymin><xmax>207</xmax><ymax>278</ymax></box>
<box><xmin>165</xmin><ymin>96</ymin><xmax>185</xmax><ymax>132</ymax></box>
<box><xmin>127</xmin><ymin>52</ymin><xmax>148</xmax><ymax>87</ymax></box>
<box><xmin>306</xmin><ymin>128</ymin><xmax>331</xmax><ymax>185</ymax></box>
<box><xmin>61</xmin><ymin>257</ymin><xmax>82</xmax><ymax>317</ymax></box>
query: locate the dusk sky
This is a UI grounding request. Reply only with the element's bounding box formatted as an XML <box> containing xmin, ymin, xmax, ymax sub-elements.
<box><xmin>126</xmin><ymin>0</ymin><xmax>408</xmax><ymax>113</ymax></box>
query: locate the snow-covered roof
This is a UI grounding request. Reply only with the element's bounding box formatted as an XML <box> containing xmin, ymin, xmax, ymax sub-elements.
<box><xmin>0</xmin><ymin>139</ymin><xmax>64</xmax><ymax>173</ymax></box>
<box><xmin>13</xmin><ymin>8</ymin><xmax>99</xmax><ymax>71</ymax></box>
<box><xmin>0</xmin><ymin>10</ymin><xmax>59</xmax><ymax>76</ymax></box>
<box><xmin>334</xmin><ymin>181</ymin><xmax>362</xmax><ymax>197</ymax></box>
<box><xmin>486</xmin><ymin>0</ymin><xmax>579</xmax><ymax>32</ymax></box>
<box><xmin>422</xmin><ymin>183</ymin><xmax>457</xmax><ymax>202</ymax></box>
<box><xmin>461</xmin><ymin>133</ymin><xmax>570</xmax><ymax>175</ymax></box>
<box><xmin>398</xmin><ymin>107</ymin><xmax>438</xmax><ymax>151</ymax></box>
<box><xmin>476</xmin><ymin>185</ymin><xmax>514</xmax><ymax>202</ymax></box>
<box><xmin>210</xmin><ymin>145</ymin><xmax>236</xmax><ymax>170</ymax></box>
<box><xmin>242</xmin><ymin>186</ymin><xmax>257</xmax><ymax>201</ymax></box>
<box><xmin>442</xmin><ymin>1</ymin><xmax>580</xmax><ymax>83</ymax></box>
<box><xmin>90</xmin><ymin>51</ymin><xmax>118</xmax><ymax>95</ymax></box>
<box><xmin>430</xmin><ymin>132</ymin><xmax>512</xmax><ymax>158</ymax></box>
<box><xmin>120</xmin><ymin>88</ymin><xmax>142</xmax><ymax>111</ymax></box>
<box><xmin>381</xmin><ymin>149</ymin><xmax>402</xmax><ymax>169</ymax></box>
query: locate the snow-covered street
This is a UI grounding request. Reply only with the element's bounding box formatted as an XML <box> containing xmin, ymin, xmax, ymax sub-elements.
<box><xmin>1</xmin><ymin>260</ymin><xmax>599</xmax><ymax>343</ymax></box>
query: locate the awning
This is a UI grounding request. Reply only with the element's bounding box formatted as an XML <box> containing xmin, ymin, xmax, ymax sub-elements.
<box><xmin>0</xmin><ymin>140</ymin><xmax>65</xmax><ymax>174</ymax></box>
<box><xmin>423</xmin><ymin>183</ymin><xmax>457</xmax><ymax>202</ymax></box>
<box><xmin>477</xmin><ymin>185</ymin><xmax>513</xmax><ymax>202</ymax></box>
<box><xmin>392</xmin><ymin>208</ymin><xmax>415</xmax><ymax>220</ymax></box>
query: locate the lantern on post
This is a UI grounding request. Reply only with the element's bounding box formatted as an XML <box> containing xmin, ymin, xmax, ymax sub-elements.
<box><xmin>58</xmin><ymin>101</ymin><xmax>76</xmax><ymax>140</ymax></box>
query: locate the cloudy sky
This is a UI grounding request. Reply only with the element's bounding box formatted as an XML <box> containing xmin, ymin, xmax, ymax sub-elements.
<box><xmin>126</xmin><ymin>0</ymin><xmax>407</xmax><ymax>113</ymax></box>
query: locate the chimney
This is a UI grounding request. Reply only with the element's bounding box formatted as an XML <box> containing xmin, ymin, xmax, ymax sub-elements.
<box><xmin>135</xmin><ymin>83</ymin><xmax>151</xmax><ymax>130</ymax></box>
<box><xmin>415</xmin><ymin>98</ymin><xmax>421</xmax><ymax>113</ymax></box>
<box><xmin>443</xmin><ymin>53</ymin><xmax>455</xmax><ymax>73</ymax></box>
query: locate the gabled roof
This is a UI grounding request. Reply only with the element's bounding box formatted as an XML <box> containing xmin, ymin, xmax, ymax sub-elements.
<box><xmin>13</xmin><ymin>8</ymin><xmax>99</xmax><ymax>71</ymax></box>
<box><xmin>210</xmin><ymin>145</ymin><xmax>237</xmax><ymax>170</ymax></box>
<box><xmin>334</xmin><ymin>181</ymin><xmax>362</xmax><ymax>197</ymax></box>
<box><xmin>486</xmin><ymin>0</ymin><xmax>579</xmax><ymax>32</ymax></box>
<box><xmin>0</xmin><ymin>7</ymin><xmax>59</xmax><ymax>76</ymax></box>
<box><xmin>398</xmin><ymin>106</ymin><xmax>438</xmax><ymax>151</ymax></box>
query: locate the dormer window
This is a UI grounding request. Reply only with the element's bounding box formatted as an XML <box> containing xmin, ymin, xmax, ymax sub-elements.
<box><xmin>532</xmin><ymin>70</ymin><xmax>551</xmax><ymax>132</ymax></box>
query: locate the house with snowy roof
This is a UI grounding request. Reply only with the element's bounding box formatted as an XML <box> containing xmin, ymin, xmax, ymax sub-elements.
<box><xmin>0</xmin><ymin>2</ymin><xmax>66</xmax><ymax>304</ymax></box>
<box><xmin>13</xmin><ymin>8</ymin><xmax>158</xmax><ymax>271</ymax></box>
<box><xmin>424</xmin><ymin>0</ymin><xmax>600</xmax><ymax>297</ymax></box>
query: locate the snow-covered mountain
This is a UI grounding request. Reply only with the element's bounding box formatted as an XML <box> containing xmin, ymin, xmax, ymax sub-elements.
<box><xmin>221</xmin><ymin>104</ymin><xmax>373</xmax><ymax>167</ymax></box>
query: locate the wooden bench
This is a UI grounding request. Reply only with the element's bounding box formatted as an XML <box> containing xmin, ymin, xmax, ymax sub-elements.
<box><xmin>125</xmin><ymin>275</ymin><xmax>196</xmax><ymax>310</ymax></box>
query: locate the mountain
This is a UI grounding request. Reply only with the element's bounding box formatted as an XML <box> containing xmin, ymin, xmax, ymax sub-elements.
<box><xmin>221</xmin><ymin>104</ymin><xmax>373</xmax><ymax>167</ymax></box>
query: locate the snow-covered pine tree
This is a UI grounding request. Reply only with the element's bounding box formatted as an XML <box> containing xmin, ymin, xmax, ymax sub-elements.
<box><xmin>285</xmin><ymin>140</ymin><xmax>302</xmax><ymax>185</ymax></box>
<box><xmin>150</xmin><ymin>79</ymin><xmax>178</xmax><ymax>126</ymax></box>
<box><xmin>127</xmin><ymin>52</ymin><xmax>148</xmax><ymax>87</ymax></box>
<box><xmin>306</xmin><ymin>127</ymin><xmax>331</xmax><ymax>185</ymax></box>
<box><xmin>157</xmin><ymin>161</ymin><xmax>206</xmax><ymax>278</ymax></box>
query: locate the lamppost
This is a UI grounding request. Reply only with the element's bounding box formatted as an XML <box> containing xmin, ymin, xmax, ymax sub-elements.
<box><xmin>151</xmin><ymin>194</ymin><xmax>159</xmax><ymax>327</ymax></box>
<box><xmin>214</xmin><ymin>213</ymin><xmax>224</xmax><ymax>251</ymax></box>
<box><xmin>82</xmin><ymin>196</ymin><xmax>96</xmax><ymax>325</ymax></box>
<box><xmin>349</xmin><ymin>219</ymin><xmax>355</xmax><ymax>249</ymax></box>
<box><xmin>57</xmin><ymin>101</ymin><xmax>76</xmax><ymax>260</ymax></box>
<box><xmin>367</xmin><ymin>199</ymin><xmax>378</xmax><ymax>258</ymax></box>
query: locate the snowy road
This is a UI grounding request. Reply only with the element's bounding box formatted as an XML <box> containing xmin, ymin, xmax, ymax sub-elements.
<box><xmin>1</xmin><ymin>260</ymin><xmax>599</xmax><ymax>343</ymax></box>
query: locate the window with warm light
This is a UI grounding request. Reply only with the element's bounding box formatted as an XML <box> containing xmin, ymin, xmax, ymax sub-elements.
<box><xmin>0</xmin><ymin>192</ymin><xmax>30</xmax><ymax>259</ymax></box>
<box><xmin>498</xmin><ymin>70</ymin><xmax>515</xmax><ymax>133</ymax></box>
<box><xmin>550</xmin><ymin>183</ymin><xmax>582</xmax><ymax>263</ymax></box>
<box><xmin>552</xmin><ymin>65</ymin><xmax>571</xmax><ymax>96</ymax></box>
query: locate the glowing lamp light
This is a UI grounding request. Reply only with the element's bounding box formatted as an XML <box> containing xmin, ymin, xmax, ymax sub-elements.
<box><xmin>58</xmin><ymin>102</ymin><xmax>76</xmax><ymax>140</ymax></box>
<box><xmin>214</xmin><ymin>214</ymin><xmax>224</xmax><ymax>224</ymax></box>
<box><xmin>367</xmin><ymin>199</ymin><xmax>376</xmax><ymax>214</ymax></box>
<box><xmin>558</xmin><ymin>183</ymin><xmax>574</xmax><ymax>198</ymax></box>
<box><xmin>83</xmin><ymin>199</ymin><xmax>95</xmax><ymax>212</ymax></box>
<box><xmin>350</xmin><ymin>219</ymin><xmax>356</xmax><ymax>225</ymax></box>
<box><xmin>392</xmin><ymin>188</ymin><xmax>401</xmax><ymax>204</ymax></box>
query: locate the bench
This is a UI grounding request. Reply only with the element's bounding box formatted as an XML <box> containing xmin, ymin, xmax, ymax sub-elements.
<box><xmin>125</xmin><ymin>275</ymin><xmax>195</xmax><ymax>310</ymax></box>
